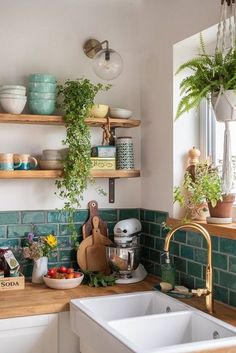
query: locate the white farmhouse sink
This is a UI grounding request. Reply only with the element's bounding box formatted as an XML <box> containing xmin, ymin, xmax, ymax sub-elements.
<box><xmin>72</xmin><ymin>291</ymin><xmax>189</xmax><ymax>321</ymax></box>
<box><xmin>70</xmin><ymin>291</ymin><xmax>236</xmax><ymax>353</ymax></box>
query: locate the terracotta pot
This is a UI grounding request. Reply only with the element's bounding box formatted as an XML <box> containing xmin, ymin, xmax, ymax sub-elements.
<box><xmin>208</xmin><ymin>194</ymin><xmax>235</xmax><ymax>218</ymax></box>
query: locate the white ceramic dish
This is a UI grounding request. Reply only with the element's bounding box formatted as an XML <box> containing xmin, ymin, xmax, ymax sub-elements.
<box><xmin>43</xmin><ymin>272</ymin><xmax>84</xmax><ymax>289</ymax></box>
<box><xmin>0</xmin><ymin>96</ymin><xmax>27</xmax><ymax>114</ymax></box>
<box><xmin>0</xmin><ymin>85</ymin><xmax>26</xmax><ymax>91</ymax></box>
<box><xmin>39</xmin><ymin>160</ymin><xmax>63</xmax><ymax>170</ymax></box>
<box><xmin>0</xmin><ymin>93</ymin><xmax>26</xmax><ymax>99</ymax></box>
<box><xmin>109</xmin><ymin>108</ymin><xmax>133</xmax><ymax>119</ymax></box>
<box><xmin>0</xmin><ymin>89</ymin><xmax>26</xmax><ymax>96</ymax></box>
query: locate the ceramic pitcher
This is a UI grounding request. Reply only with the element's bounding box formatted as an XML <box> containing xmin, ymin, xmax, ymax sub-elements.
<box><xmin>32</xmin><ymin>256</ymin><xmax>48</xmax><ymax>284</ymax></box>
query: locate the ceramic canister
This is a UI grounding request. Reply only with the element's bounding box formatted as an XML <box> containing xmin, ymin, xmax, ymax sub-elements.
<box><xmin>0</xmin><ymin>153</ymin><xmax>21</xmax><ymax>170</ymax></box>
<box><xmin>116</xmin><ymin>137</ymin><xmax>135</xmax><ymax>170</ymax></box>
<box><xmin>14</xmin><ymin>154</ymin><xmax>38</xmax><ymax>170</ymax></box>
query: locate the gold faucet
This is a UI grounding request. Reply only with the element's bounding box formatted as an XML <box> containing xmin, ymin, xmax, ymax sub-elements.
<box><xmin>164</xmin><ymin>222</ymin><xmax>214</xmax><ymax>314</ymax></box>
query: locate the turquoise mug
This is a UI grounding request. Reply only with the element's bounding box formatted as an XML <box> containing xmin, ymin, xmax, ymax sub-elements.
<box><xmin>14</xmin><ymin>154</ymin><xmax>38</xmax><ymax>170</ymax></box>
<box><xmin>0</xmin><ymin>153</ymin><xmax>21</xmax><ymax>170</ymax></box>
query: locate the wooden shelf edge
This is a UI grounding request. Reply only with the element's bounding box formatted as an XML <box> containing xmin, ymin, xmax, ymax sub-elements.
<box><xmin>167</xmin><ymin>217</ymin><xmax>236</xmax><ymax>240</ymax></box>
<box><xmin>0</xmin><ymin>114</ymin><xmax>141</xmax><ymax>128</ymax></box>
<box><xmin>0</xmin><ymin>170</ymin><xmax>140</xmax><ymax>179</ymax></box>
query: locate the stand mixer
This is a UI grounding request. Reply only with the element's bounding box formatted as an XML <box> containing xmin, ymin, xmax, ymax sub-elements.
<box><xmin>106</xmin><ymin>218</ymin><xmax>147</xmax><ymax>284</ymax></box>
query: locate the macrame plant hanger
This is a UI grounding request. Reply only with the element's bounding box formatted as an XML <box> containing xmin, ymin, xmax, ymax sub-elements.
<box><xmin>214</xmin><ymin>0</ymin><xmax>236</xmax><ymax>194</ymax></box>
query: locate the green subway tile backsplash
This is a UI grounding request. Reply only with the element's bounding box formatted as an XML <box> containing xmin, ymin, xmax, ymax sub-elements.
<box><xmin>8</xmin><ymin>225</ymin><xmax>32</xmax><ymax>238</ymax></box>
<box><xmin>140</xmin><ymin>208</ymin><xmax>236</xmax><ymax>308</ymax></box>
<box><xmin>22</xmin><ymin>211</ymin><xmax>45</xmax><ymax>224</ymax></box>
<box><xmin>0</xmin><ymin>207</ymin><xmax>235</xmax><ymax>309</ymax></box>
<box><xmin>119</xmin><ymin>208</ymin><xmax>140</xmax><ymax>220</ymax></box>
<box><xmin>0</xmin><ymin>212</ymin><xmax>19</xmax><ymax>225</ymax></box>
<box><xmin>220</xmin><ymin>238</ymin><xmax>236</xmax><ymax>256</ymax></box>
<box><xmin>0</xmin><ymin>225</ymin><xmax>6</xmax><ymax>238</ymax></box>
<box><xmin>229</xmin><ymin>256</ymin><xmax>236</xmax><ymax>273</ymax></box>
<box><xmin>181</xmin><ymin>244</ymin><xmax>194</xmax><ymax>260</ymax></box>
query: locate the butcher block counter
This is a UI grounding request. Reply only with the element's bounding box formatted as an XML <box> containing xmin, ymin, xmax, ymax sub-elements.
<box><xmin>0</xmin><ymin>275</ymin><xmax>235</xmax><ymax>325</ymax></box>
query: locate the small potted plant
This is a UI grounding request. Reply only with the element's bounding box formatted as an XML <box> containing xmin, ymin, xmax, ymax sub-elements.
<box><xmin>174</xmin><ymin>162</ymin><xmax>235</xmax><ymax>221</ymax></box>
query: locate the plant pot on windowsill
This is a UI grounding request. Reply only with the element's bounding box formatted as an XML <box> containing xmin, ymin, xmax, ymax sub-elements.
<box><xmin>207</xmin><ymin>194</ymin><xmax>235</xmax><ymax>224</ymax></box>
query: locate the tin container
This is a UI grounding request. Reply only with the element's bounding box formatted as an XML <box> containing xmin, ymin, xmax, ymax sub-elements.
<box><xmin>116</xmin><ymin>137</ymin><xmax>134</xmax><ymax>170</ymax></box>
<box><xmin>91</xmin><ymin>157</ymin><xmax>116</xmax><ymax>170</ymax></box>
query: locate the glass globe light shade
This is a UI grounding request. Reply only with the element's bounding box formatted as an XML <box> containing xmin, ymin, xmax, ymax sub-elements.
<box><xmin>93</xmin><ymin>49</ymin><xmax>123</xmax><ymax>81</ymax></box>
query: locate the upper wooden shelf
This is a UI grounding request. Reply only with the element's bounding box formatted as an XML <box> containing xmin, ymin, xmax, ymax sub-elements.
<box><xmin>0</xmin><ymin>114</ymin><xmax>140</xmax><ymax>128</ymax></box>
<box><xmin>0</xmin><ymin>170</ymin><xmax>140</xmax><ymax>179</ymax></box>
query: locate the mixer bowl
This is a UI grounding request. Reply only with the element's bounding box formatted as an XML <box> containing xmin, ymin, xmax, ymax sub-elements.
<box><xmin>106</xmin><ymin>245</ymin><xmax>140</xmax><ymax>278</ymax></box>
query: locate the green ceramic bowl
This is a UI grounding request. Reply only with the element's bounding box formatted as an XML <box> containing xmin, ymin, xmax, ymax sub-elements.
<box><xmin>29</xmin><ymin>73</ymin><xmax>56</xmax><ymax>83</ymax></box>
<box><xmin>28</xmin><ymin>99</ymin><xmax>56</xmax><ymax>115</ymax></box>
<box><xmin>28</xmin><ymin>92</ymin><xmax>56</xmax><ymax>100</ymax></box>
<box><xmin>29</xmin><ymin>82</ymin><xmax>56</xmax><ymax>93</ymax></box>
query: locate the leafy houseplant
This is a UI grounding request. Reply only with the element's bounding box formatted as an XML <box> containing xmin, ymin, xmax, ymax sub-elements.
<box><xmin>176</xmin><ymin>35</ymin><xmax>236</xmax><ymax>120</ymax></box>
<box><xmin>56</xmin><ymin>79</ymin><xmax>110</xmax><ymax>247</ymax></box>
<box><xmin>174</xmin><ymin>162</ymin><xmax>223</xmax><ymax>220</ymax></box>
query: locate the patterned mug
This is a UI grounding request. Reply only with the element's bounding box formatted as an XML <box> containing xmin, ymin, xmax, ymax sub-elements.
<box><xmin>0</xmin><ymin>153</ymin><xmax>22</xmax><ymax>170</ymax></box>
<box><xmin>14</xmin><ymin>154</ymin><xmax>38</xmax><ymax>170</ymax></box>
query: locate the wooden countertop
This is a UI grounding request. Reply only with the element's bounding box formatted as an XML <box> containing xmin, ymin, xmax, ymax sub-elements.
<box><xmin>1</xmin><ymin>275</ymin><xmax>236</xmax><ymax>353</ymax></box>
<box><xmin>0</xmin><ymin>275</ymin><xmax>235</xmax><ymax>325</ymax></box>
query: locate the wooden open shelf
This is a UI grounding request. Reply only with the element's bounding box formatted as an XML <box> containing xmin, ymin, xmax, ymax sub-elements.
<box><xmin>0</xmin><ymin>114</ymin><xmax>140</xmax><ymax>128</ymax></box>
<box><xmin>167</xmin><ymin>217</ymin><xmax>236</xmax><ymax>240</ymax></box>
<box><xmin>0</xmin><ymin>170</ymin><xmax>140</xmax><ymax>179</ymax></box>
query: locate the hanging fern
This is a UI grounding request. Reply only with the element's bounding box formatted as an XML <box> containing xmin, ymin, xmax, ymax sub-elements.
<box><xmin>176</xmin><ymin>35</ymin><xmax>236</xmax><ymax>119</ymax></box>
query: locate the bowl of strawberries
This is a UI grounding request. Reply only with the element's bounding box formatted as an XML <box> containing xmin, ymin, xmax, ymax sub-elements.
<box><xmin>43</xmin><ymin>266</ymin><xmax>84</xmax><ymax>289</ymax></box>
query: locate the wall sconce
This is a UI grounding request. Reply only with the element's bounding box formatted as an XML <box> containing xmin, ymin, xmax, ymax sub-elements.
<box><xmin>83</xmin><ymin>38</ymin><xmax>123</xmax><ymax>81</ymax></box>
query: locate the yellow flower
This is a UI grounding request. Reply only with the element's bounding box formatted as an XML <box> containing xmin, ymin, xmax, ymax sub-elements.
<box><xmin>45</xmin><ymin>234</ymin><xmax>57</xmax><ymax>248</ymax></box>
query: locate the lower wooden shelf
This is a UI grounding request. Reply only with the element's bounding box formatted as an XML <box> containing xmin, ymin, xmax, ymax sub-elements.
<box><xmin>0</xmin><ymin>170</ymin><xmax>140</xmax><ymax>179</ymax></box>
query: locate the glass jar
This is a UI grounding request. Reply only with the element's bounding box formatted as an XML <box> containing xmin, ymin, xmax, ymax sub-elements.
<box><xmin>0</xmin><ymin>247</ymin><xmax>10</xmax><ymax>277</ymax></box>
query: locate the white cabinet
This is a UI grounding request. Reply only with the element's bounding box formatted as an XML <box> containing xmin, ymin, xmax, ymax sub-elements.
<box><xmin>0</xmin><ymin>313</ymin><xmax>58</xmax><ymax>353</ymax></box>
<box><xmin>0</xmin><ymin>312</ymin><xmax>80</xmax><ymax>353</ymax></box>
<box><xmin>58</xmin><ymin>312</ymin><xmax>80</xmax><ymax>353</ymax></box>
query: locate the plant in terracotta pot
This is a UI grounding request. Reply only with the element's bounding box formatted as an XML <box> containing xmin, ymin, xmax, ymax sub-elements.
<box><xmin>56</xmin><ymin>78</ymin><xmax>111</xmax><ymax>247</ymax></box>
<box><xmin>174</xmin><ymin>162</ymin><xmax>235</xmax><ymax>221</ymax></box>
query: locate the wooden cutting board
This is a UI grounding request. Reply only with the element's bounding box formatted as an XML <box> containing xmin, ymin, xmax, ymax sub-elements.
<box><xmin>82</xmin><ymin>200</ymin><xmax>108</xmax><ymax>239</ymax></box>
<box><xmin>77</xmin><ymin>216</ymin><xmax>112</xmax><ymax>273</ymax></box>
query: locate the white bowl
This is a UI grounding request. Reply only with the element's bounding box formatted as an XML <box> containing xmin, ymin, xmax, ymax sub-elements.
<box><xmin>39</xmin><ymin>160</ymin><xmax>63</xmax><ymax>170</ymax></box>
<box><xmin>0</xmin><ymin>89</ymin><xmax>26</xmax><ymax>95</ymax></box>
<box><xmin>0</xmin><ymin>85</ymin><xmax>26</xmax><ymax>91</ymax></box>
<box><xmin>0</xmin><ymin>96</ymin><xmax>27</xmax><ymax>114</ymax></box>
<box><xmin>109</xmin><ymin>108</ymin><xmax>133</xmax><ymax>119</ymax></box>
<box><xmin>43</xmin><ymin>272</ymin><xmax>84</xmax><ymax>289</ymax></box>
<box><xmin>0</xmin><ymin>93</ymin><xmax>27</xmax><ymax>99</ymax></box>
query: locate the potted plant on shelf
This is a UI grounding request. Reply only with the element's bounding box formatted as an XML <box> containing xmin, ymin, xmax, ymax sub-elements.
<box><xmin>56</xmin><ymin>78</ymin><xmax>110</xmax><ymax>247</ymax></box>
<box><xmin>174</xmin><ymin>162</ymin><xmax>235</xmax><ymax>222</ymax></box>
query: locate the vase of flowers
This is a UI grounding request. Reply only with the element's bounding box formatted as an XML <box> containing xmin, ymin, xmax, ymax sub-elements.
<box><xmin>23</xmin><ymin>233</ymin><xmax>57</xmax><ymax>284</ymax></box>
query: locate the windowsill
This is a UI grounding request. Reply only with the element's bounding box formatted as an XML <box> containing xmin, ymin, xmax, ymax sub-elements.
<box><xmin>167</xmin><ymin>218</ymin><xmax>236</xmax><ymax>240</ymax></box>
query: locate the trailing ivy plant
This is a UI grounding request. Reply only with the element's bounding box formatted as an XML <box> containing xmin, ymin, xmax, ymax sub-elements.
<box><xmin>56</xmin><ymin>78</ymin><xmax>110</xmax><ymax>247</ymax></box>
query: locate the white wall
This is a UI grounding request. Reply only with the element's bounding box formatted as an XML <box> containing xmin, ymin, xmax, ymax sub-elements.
<box><xmin>140</xmin><ymin>0</ymin><xmax>220</xmax><ymax>214</ymax></box>
<box><xmin>0</xmin><ymin>0</ymin><xmax>142</xmax><ymax>211</ymax></box>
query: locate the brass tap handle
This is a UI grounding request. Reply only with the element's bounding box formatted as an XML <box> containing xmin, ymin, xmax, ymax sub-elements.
<box><xmin>191</xmin><ymin>288</ymin><xmax>210</xmax><ymax>297</ymax></box>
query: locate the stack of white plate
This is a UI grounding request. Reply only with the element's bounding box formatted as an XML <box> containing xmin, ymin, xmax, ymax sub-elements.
<box><xmin>0</xmin><ymin>85</ymin><xmax>27</xmax><ymax>114</ymax></box>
